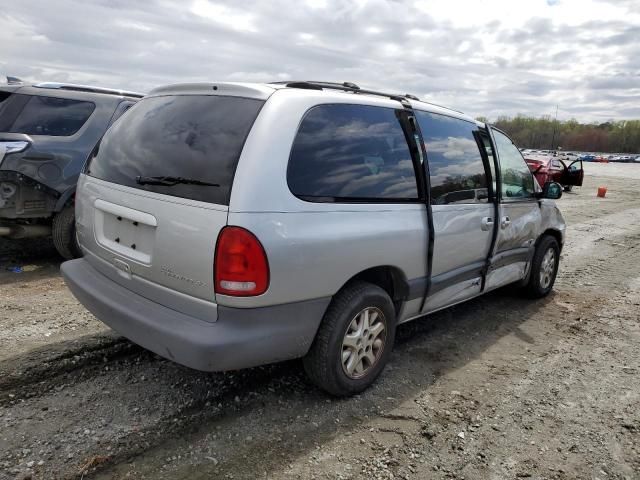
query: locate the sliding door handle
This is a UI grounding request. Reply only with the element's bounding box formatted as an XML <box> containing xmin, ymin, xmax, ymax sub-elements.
<box><xmin>501</xmin><ymin>216</ymin><xmax>511</xmax><ymax>228</ymax></box>
<box><xmin>481</xmin><ymin>217</ymin><xmax>494</xmax><ymax>231</ymax></box>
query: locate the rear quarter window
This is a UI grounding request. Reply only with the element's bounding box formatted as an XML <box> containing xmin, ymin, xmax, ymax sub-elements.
<box><xmin>86</xmin><ymin>95</ymin><xmax>264</xmax><ymax>205</ymax></box>
<box><xmin>287</xmin><ymin>104</ymin><xmax>419</xmax><ymax>201</ymax></box>
<box><xmin>1</xmin><ymin>94</ymin><xmax>95</xmax><ymax>136</ymax></box>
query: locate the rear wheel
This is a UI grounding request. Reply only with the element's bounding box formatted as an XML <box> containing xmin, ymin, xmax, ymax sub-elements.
<box><xmin>52</xmin><ymin>206</ymin><xmax>81</xmax><ymax>260</ymax></box>
<box><xmin>523</xmin><ymin>235</ymin><xmax>560</xmax><ymax>298</ymax></box>
<box><xmin>303</xmin><ymin>281</ymin><xmax>396</xmax><ymax>396</ymax></box>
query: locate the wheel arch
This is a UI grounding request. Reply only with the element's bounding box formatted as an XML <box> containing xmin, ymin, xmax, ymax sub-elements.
<box><xmin>54</xmin><ymin>186</ymin><xmax>75</xmax><ymax>212</ymax></box>
<box><xmin>538</xmin><ymin>228</ymin><xmax>563</xmax><ymax>253</ymax></box>
<box><xmin>338</xmin><ymin>265</ymin><xmax>410</xmax><ymax>315</ymax></box>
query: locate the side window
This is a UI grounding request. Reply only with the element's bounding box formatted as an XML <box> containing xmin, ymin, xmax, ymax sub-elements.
<box><xmin>287</xmin><ymin>104</ymin><xmax>419</xmax><ymax>201</ymax></box>
<box><xmin>7</xmin><ymin>95</ymin><xmax>95</xmax><ymax>136</ymax></box>
<box><xmin>415</xmin><ymin>111</ymin><xmax>488</xmax><ymax>205</ymax></box>
<box><xmin>492</xmin><ymin>129</ymin><xmax>535</xmax><ymax>200</ymax></box>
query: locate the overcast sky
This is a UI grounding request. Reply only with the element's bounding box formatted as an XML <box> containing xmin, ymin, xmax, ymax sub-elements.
<box><xmin>1</xmin><ymin>0</ymin><xmax>638</xmax><ymax>122</ymax></box>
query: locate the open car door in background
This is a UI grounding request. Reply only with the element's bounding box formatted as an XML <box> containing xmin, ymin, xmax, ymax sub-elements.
<box><xmin>561</xmin><ymin>159</ymin><xmax>584</xmax><ymax>187</ymax></box>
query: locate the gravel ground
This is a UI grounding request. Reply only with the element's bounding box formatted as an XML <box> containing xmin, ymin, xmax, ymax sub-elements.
<box><xmin>0</xmin><ymin>164</ymin><xmax>638</xmax><ymax>480</ymax></box>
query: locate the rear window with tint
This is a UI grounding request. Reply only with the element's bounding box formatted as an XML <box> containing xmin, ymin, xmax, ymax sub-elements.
<box><xmin>0</xmin><ymin>94</ymin><xmax>95</xmax><ymax>136</ymax></box>
<box><xmin>86</xmin><ymin>95</ymin><xmax>264</xmax><ymax>205</ymax></box>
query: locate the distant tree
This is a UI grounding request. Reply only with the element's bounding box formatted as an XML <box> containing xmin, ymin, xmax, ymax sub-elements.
<box><xmin>491</xmin><ymin>115</ymin><xmax>640</xmax><ymax>153</ymax></box>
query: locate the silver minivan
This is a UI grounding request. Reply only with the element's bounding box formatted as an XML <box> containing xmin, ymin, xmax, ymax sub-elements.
<box><xmin>62</xmin><ymin>81</ymin><xmax>566</xmax><ymax>396</ymax></box>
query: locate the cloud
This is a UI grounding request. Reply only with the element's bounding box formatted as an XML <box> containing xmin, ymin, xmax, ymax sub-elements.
<box><xmin>1</xmin><ymin>0</ymin><xmax>639</xmax><ymax>121</ymax></box>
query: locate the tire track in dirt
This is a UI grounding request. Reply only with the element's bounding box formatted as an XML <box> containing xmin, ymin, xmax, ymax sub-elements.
<box><xmin>0</xmin><ymin>343</ymin><xmax>306</xmax><ymax>479</ymax></box>
<box><xmin>556</xmin><ymin>207</ymin><xmax>640</xmax><ymax>291</ymax></box>
<box><xmin>0</xmin><ymin>335</ymin><xmax>140</xmax><ymax>406</ymax></box>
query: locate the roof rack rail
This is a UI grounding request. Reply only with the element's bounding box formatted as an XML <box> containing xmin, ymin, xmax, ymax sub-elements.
<box><xmin>272</xmin><ymin>80</ymin><xmax>466</xmax><ymax>115</ymax></box>
<box><xmin>272</xmin><ymin>80</ymin><xmax>410</xmax><ymax>103</ymax></box>
<box><xmin>33</xmin><ymin>82</ymin><xmax>145</xmax><ymax>98</ymax></box>
<box><xmin>417</xmin><ymin>99</ymin><xmax>465</xmax><ymax>115</ymax></box>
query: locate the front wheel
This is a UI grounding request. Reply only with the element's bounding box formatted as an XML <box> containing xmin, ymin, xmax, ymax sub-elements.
<box><xmin>303</xmin><ymin>281</ymin><xmax>396</xmax><ymax>396</ymax></box>
<box><xmin>523</xmin><ymin>235</ymin><xmax>560</xmax><ymax>298</ymax></box>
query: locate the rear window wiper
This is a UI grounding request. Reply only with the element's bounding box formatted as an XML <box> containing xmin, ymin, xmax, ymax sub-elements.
<box><xmin>135</xmin><ymin>175</ymin><xmax>220</xmax><ymax>187</ymax></box>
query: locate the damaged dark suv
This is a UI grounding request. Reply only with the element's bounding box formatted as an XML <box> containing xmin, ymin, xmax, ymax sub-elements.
<box><xmin>0</xmin><ymin>78</ymin><xmax>143</xmax><ymax>258</ymax></box>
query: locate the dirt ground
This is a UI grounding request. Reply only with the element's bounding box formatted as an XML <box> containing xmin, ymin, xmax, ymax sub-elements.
<box><xmin>1</xmin><ymin>163</ymin><xmax>638</xmax><ymax>480</ymax></box>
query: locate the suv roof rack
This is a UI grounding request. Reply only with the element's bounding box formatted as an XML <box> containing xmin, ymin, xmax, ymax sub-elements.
<box><xmin>272</xmin><ymin>80</ymin><xmax>410</xmax><ymax>103</ymax></box>
<box><xmin>272</xmin><ymin>80</ymin><xmax>465</xmax><ymax>115</ymax></box>
<box><xmin>33</xmin><ymin>82</ymin><xmax>145</xmax><ymax>98</ymax></box>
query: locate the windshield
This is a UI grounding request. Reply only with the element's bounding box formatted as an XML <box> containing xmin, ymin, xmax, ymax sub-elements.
<box><xmin>86</xmin><ymin>95</ymin><xmax>264</xmax><ymax>205</ymax></box>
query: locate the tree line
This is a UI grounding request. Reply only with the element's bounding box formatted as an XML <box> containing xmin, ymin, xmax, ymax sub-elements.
<box><xmin>476</xmin><ymin>115</ymin><xmax>640</xmax><ymax>154</ymax></box>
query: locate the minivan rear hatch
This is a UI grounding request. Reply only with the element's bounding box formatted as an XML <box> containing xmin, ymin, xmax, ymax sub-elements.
<box><xmin>79</xmin><ymin>92</ymin><xmax>265</xmax><ymax>310</ymax></box>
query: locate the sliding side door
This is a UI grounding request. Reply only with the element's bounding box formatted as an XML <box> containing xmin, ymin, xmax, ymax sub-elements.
<box><xmin>415</xmin><ymin>111</ymin><xmax>494</xmax><ymax>313</ymax></box>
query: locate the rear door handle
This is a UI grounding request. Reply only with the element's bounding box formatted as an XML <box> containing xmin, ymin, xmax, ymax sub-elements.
<box><xmin>501</xmin><ymin>216</ymin><xmax>511</xmax><ymax>228</ymax></box>
<box><xmin>481</xmin><ymin>217</ymin><xmax>494</xmax><ymax>231</ymax></box>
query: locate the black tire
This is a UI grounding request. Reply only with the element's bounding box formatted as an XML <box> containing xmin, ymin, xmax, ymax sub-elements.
<box><xmin>564</xmin><ymin>185</ymin><xmax>573</xmax><ymax>192</ymax></box>
<box><xmin>523</xmin><ymin>235</ymin><xmax>560</xmax><ymax>298</ymax></box>
<box><xmin>303</xmin><ymin>281</ymin><xmax>396</xmax><ymax>397</ymax></box>
<box><xmin>52</xmin><ymin>206</ymin><xmax>81</xmax><ymax>260</ymax></box>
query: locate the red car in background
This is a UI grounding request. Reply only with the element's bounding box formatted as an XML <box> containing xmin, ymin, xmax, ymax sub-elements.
<box><xmin>524</xmin><ymin>155</ymin><xmax>584</xmax><ymax>192</ymax></box>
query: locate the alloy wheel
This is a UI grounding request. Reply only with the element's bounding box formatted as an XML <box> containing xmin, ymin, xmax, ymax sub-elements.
<box><xmin>341</xmin><ymin>307</ymin><xmax>387</xmax><ymax>379</ymax></box>
<box><xmin>539</xmin><ymin>247</ymin><xmax>556</xmax><ymax>289</ymax></box>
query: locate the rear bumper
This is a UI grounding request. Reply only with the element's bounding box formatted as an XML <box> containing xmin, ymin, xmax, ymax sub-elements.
<box><xmin>61</xmin><ymin>258</ymin><xmax>330</xmax><ymax>371</ymax></box>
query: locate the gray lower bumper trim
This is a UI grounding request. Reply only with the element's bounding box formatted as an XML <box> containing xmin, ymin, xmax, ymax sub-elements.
<box><xmin>61</xmin><ymin>258</ymin><xmax>330</xmax><ymax>371</ymax></box>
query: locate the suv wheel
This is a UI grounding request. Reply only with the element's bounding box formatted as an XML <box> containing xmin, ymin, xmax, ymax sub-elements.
<box><xmin>52</xmin><ymin>206</ymin><xmax>81</xmax><ymax>260</ymax></box>
<box><xmin>303</xmin><ymin>281</ymin><xmax>396</xmax><ymax>396</ymax></box>
<box><xmin>523</xmin><ymin>235</ymin><xmax>560</xmax><ymax>298</ymax></box>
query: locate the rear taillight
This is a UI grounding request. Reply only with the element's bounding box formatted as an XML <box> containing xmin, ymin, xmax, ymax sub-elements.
<box><xmin>214</xmin><ymin>226</ymin><xmax>269</xmax><ymax>297</ymax></box>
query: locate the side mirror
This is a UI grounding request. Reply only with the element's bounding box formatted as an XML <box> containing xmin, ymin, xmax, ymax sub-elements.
<box><xmin>540</xmin><ymin>181</ymin><xmax>563</xmax><ymax>199</ymax></box>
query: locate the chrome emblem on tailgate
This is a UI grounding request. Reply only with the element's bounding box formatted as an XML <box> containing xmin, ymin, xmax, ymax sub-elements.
<box><xmin>161</xmin><ymin>265</ymin><xmax>205</xmax><ymax>287</ymax></box>
<box><xmin>112</xmin><ymin>258</ymin><xmax>131</xmax><ymax>274</ymax></box>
